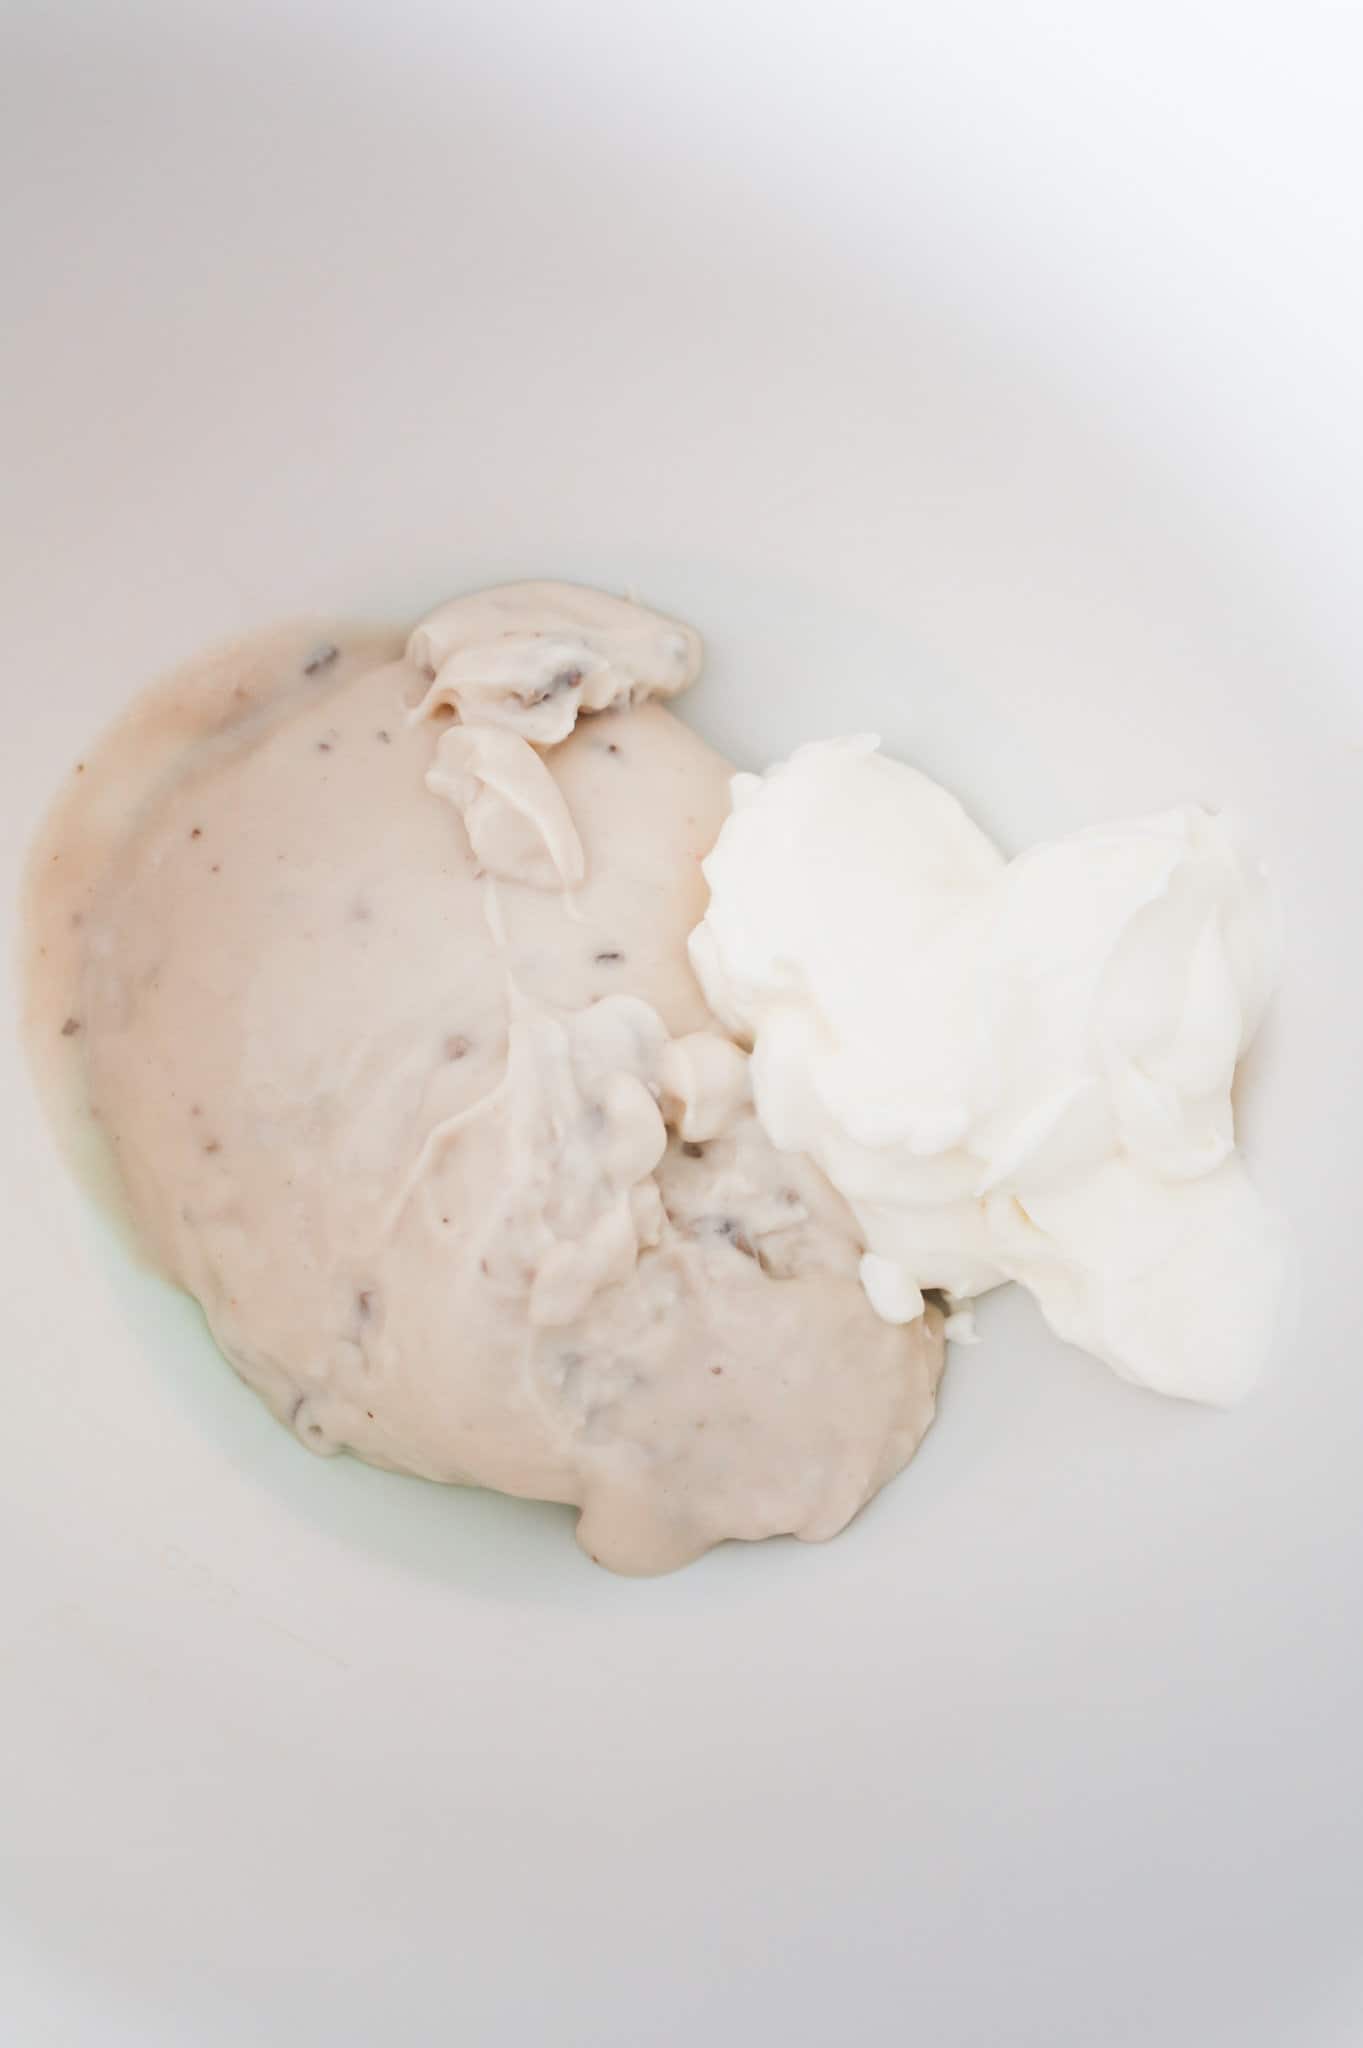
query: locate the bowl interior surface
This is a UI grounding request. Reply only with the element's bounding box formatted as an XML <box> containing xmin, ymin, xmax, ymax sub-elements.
<box><xmin>3</xmin><ymin>5</ymin><xmax>1361</xmax><ymax>2045</ymax></box>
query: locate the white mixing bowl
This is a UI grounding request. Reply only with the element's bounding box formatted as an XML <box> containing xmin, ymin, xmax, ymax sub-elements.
<box><xmin>4</xmin><ymin>4</ymin><xmax>1360</xmax><ymax>2043</ymax></box>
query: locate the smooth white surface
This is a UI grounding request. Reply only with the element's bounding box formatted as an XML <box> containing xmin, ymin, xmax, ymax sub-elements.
<box><xmin>2</xmin><ymin>3</ymin><xmax>1360</xmax><ymax>2044</ymax></box>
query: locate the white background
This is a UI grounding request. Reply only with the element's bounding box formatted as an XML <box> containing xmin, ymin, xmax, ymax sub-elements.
<box><xmin>2</xmin><ymin>3</ymin><xmax>1361</xmax><ymax>2042</ymax></box>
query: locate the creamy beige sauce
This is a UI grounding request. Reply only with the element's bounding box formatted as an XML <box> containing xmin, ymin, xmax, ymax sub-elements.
<box><xmin>24</xmin><ymin>585</ymin><xmax>944</xmax><ymax>1573</ymax></box>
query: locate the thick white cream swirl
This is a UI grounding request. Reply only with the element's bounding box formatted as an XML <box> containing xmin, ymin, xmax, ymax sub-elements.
<box><xmin>691</xmin><ymin>735</ymin><xmax>1284</xmax><ymax>1403</ymax></box>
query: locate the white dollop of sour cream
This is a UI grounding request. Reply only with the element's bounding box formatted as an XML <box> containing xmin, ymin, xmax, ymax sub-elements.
<box><xmin>689</xmin><ymin>736</ymin><xmax>1284</xmax><ymax>1403</ymax></box>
